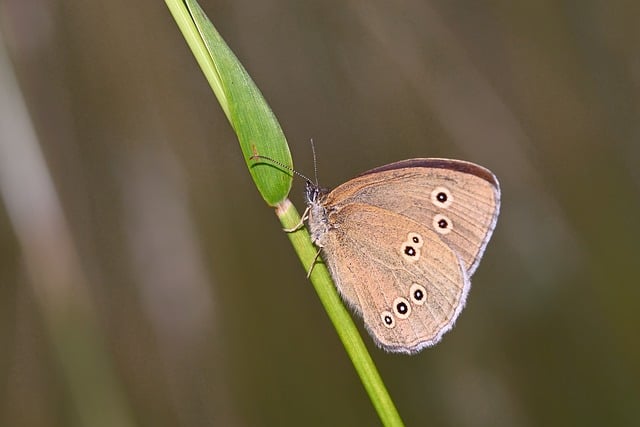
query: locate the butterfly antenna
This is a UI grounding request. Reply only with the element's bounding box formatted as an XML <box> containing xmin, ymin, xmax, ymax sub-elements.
<box><xmin>310</xmin><ymin>138</ymin><xmax>319</xmax><ymax>186</ymax></box>
<box><xmin>249</xmin><ymin>153</ymin><xmax>313</xmax><ymax>183</ymax></box>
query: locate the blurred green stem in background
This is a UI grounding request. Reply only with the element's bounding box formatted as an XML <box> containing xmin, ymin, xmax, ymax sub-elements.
<box><xmin>165</xmin><ymin>0</ymin><xmax>404</xmax><ymax>425</ymax></box>
<box><xmin>0</xmin><ymin>32</ymin><xmax>136</xmax><ymax>427</ymax></box>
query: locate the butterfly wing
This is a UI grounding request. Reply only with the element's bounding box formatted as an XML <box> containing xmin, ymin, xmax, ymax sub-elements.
<box><xmin>324</xmin><ymin>159</ymin><xmax>500</xmax><ymax>275</ymax></box>
<box><xmin>319</xmin><ymin>203</ymin><xmax>469</xmax><ymax>353</ymax></box>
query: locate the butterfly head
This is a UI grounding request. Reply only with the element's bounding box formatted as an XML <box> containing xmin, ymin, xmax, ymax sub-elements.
<box><xmin>304</xmin><ymin>180</ymin><xmax>327</xmax><ymax>206</ymax></box>
<box><xmin>304</xmin><ymin>180</ymin><xmax>331</xmax><ymax>245</ymax></box>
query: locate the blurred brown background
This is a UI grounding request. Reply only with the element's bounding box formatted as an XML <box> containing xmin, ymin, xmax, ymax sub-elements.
<box><xmin>1</xmin><ymin>1</ymin><xmax>639</xmax><ymax>426</ymax></box>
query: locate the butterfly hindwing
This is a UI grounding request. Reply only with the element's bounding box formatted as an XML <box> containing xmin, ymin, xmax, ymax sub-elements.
<box><xmin>319</xmin><ymin>203</ymin><xmax>469</xmax><ymax>353</ymax></box>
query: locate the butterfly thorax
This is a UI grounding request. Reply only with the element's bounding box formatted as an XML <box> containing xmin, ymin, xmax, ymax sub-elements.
<box><xmin>305</xmin><ymin>181</ymin><xmax>332</xmax><ymax>247</ymax></box>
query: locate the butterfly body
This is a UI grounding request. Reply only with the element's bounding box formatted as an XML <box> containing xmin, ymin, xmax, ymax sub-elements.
<box><xmin>305</xmin><ymin>158</ymin><xmax>500</xmax><ymax>354</ymax></box>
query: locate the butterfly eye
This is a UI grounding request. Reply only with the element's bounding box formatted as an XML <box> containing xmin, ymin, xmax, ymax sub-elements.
<box><xmin>409</xmin><ymin>283</ymin><xmax>427</xmax><ymax>305</ymax></box>
<box><xmin>401</xmin><ymin>243</ymin><xmax>421</xmax><ymax>262</ymax></box>
<box><xmin>393</xmin><ymin>297</ymin><xmax>412</xmax><ymax>319</ymax></box>
<box><xmin>432</xmin><ymin>214</ymin><xmax>453</xmax><ymax>235</ymax></box>
<box><xmin>407</xmin><ymin>232</ymin><xmax>424</xmax><ymax>248</ymax></box>
<box><xmin>381</xmin><ymin>311</ymin><xmax>395</xmax><ymax>328</ymax></box>
<box><xmin>431</xmin><ymin>186</ymin><xmax>454</xmax><ymax>208</ymax></box>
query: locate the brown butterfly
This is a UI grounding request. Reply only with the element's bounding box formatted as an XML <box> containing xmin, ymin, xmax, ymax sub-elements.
<box><xmin>304</xmin><ymin>159</ymin><xmax>500</xmax><ymax>354</ymax></box>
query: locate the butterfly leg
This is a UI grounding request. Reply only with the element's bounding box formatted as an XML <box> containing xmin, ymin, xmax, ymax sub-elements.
<box><xmin>283</xmin><ymin>206</ymin><xmax>309</xmax><ymax>232</ymax></box>
<box><xmin>306</xmin><ymin>249</ymin><xmax>322</xmax><ymax>278</ymax></box>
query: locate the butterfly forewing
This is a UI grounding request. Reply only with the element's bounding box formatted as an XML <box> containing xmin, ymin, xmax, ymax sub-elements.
<box><xmin>323</xmin><ymin>159</ymin><xmax>500</xmax><ymax>275</ymax></box>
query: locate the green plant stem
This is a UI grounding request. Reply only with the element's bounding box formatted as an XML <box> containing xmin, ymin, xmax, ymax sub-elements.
<box><xmin>276</xmin><ymin>200</ymin><xmax>404</xmax><ymax>427</ymax></box>
<box><xmin>165</xmin><ymin>0</ymin><xmax>405</xmax><ymax>425</ymax></box>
